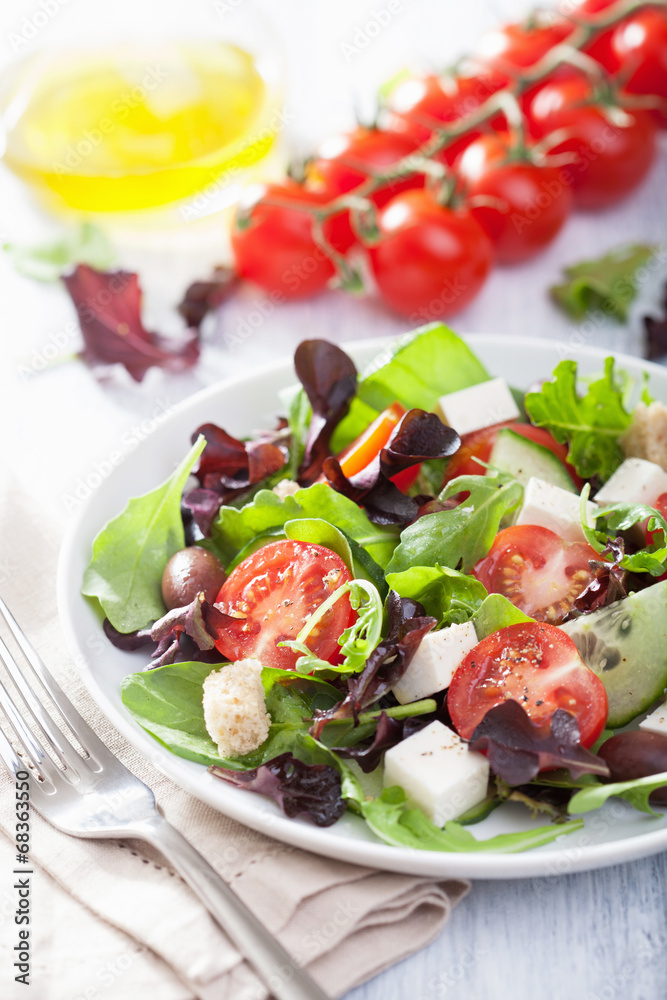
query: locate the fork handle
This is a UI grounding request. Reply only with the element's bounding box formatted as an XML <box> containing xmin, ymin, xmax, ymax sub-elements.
<box><xmin>138</xmin><ymin>814</ymin><xmax>330</xmax><ymax>1000</ymax></box>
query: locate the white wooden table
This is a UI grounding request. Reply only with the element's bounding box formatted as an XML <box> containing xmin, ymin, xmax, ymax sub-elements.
<box><xmin>1</xmin><ymin>0</ymin><xmax>666</xmax><ymax>996</ymax></box>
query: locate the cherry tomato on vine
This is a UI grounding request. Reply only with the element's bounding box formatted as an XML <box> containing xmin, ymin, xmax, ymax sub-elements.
<box><xmin>471</xmin><ymin>16</ymin><xmax>574</xmax><ymax>76</ymax></box>
<box><xmin>385</xmin><ymin>71</ymin><xmax>507</xmax><ymax>165</ymax></box>
<box><xmin>367</xmin><ymin>189</ymin><xmax>494</xmax><ymax>320</ymax></box>
<box><xmin>566</xmin><ymin>0</ymin><xmax>618</xmax><ymax>67</ymax></box>
<box><xmin>457</xmin><ymin>133</ymin><xmax>573</xmax><ymax>263</ymax></box>
<box><xmin>610</xmin><ymin>8</ymin><xmax>667</xmax><ymax>127</ymax></box>
<box><xmin>305</xmin><ymin>127</ymin><xmax>421</xmax><ymax>253</ymax></box>
<box><xmin>214</xmin><ymin>539</ymin><xmax>354</xmax><ymax>671</ymax></box>
<box><xmin>472</xmin><ymin>524</ymin><xmax>602</xmax><ymax>624</ymax></box>
<box><xmin>524</xmin><ymin>73</ymin><xmax>657</xmax><ymax>208</ymax></box>
<box><xmin>442</xmin><ymin>422</ymin><xmax>582</xmax><ymax>488</ymax></box>
<box><xmin>231</xmin><ymin>182</ymin><xmax>335</xmax><ymax>299</ymax></box>
<box><xmin>448</xmin><ymin>621</ymin><xmax>608</xmax><ymax>746</ymax></box>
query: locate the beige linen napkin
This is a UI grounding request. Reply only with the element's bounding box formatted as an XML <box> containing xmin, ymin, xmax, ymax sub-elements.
<box><xmin>0</xmin><ymin>466</ymin><xmax>470</xmax><ymax>1000</ymax></box>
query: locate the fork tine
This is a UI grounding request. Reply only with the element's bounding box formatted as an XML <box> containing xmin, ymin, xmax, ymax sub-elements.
<box><xmin>0</xmin><ymin>720</ymin><xmax>25</xmax><ymax>776</ymax></box>
<box><xmin>0</xmin><ymin>595</ymin><xmax>115</xmax><ymax>766</ymax></box>
<box><xmin>0</xmin><ymin>675</ymin><xmax>61</xmax><ymax>781</ymax></box>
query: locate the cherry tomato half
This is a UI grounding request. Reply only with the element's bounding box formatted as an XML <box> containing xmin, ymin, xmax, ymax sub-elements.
<box><xmin>214</xmin><ymin>540</ymin><xmax>354</xmax><ymax>670</ymax></box>
<box><xmin>305</xmin><ymin>127</ymin><xmax>421</xmax><ymax>253</ymax></box>
<box><xmin>367</xmin><ymin>189</ymin><xmax>494</xmax><ymax>320</ymax></box>
<box><xmin>442</xmin><ymin>422</ymin><xmax>583</xmax><ymax>489</ymax></box>
<box><xmin>231</xmin><ymin>181</ymin><xmax>335</xmax><ymax>299</ymax></box>
<box><xmin>472</xmin><ymin>524</ymin><xmax>601</xmax><ymax>624</ymax></box>
<box><xmin>448</xmin><ymin>621</ymin><xmax>608</xmax><ymax>746</ymax></box>
<box><xmin>524</xmin><ymin>73</ymin><xmax>656</xmax><ymax>209</ymax></box>
<box><xmin>457</xmin><ymin>134</ymin><xmax>573</xmax><ymax>263</ymax></box>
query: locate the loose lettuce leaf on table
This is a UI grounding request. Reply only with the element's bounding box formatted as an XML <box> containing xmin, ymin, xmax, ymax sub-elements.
<box><xmin>550</xmin><ymin>244</ymin><xmax>657</xmax><ymax>322</ymax></box>
<box><xmin>82</xmin><ymin>436</ymin><xmax>206</xmax><ymax>633</ymax></box>
<box><xmin>3</xmin><ymin>221</ymin><xmax>115</xmax><ymax>283</ymax></box>
<box><xmin>385</xmin><ymin>471</ymin><xmax>523</xmax><ymax>576</ymax></box>
<box><xmin>524</xmin><ymin>358</ymin><xmax>632</xmax><ymax>482</ymax></box>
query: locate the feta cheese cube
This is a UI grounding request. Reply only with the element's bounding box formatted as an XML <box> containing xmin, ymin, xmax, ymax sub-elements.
<box><xmin>392</xmin><ymin>622</ymin><xmax>478</xmax><ymax>705</ymax></box>
<box><xmin>594</xmin><ymin>458</ymin><xmax>667</xmax><ymax>507</ymax></box>
<box><xmin>514</xmin><ymin>477</ymin><xmax>597</xmax><ymax>544</ymax></box>
<box><xmin>436</xmin><ymin>377</ymin><xmax>520</xmax><ymax>436</ymax></box>
<box><xmin>640</xmin><ymin>703</ymin><xmax>667</xmax><ymax>736</ymax></box>
<box><xmin>383</xmin><ymin>720</ymin><xmax>490</xmax><ymax>825</ymax></box>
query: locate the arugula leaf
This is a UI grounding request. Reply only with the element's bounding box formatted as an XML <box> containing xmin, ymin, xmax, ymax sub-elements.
<box><xmin>550</xmin><ymin>244</ymin><xmax>657</xmax><ymax>321</ymax></box>
<box><xmin>568</xmin><ymin>771</ymin><xmax>667</xmax><ymax>816</ymax></box>
<box><xmin>82</xmin><ymin>437</ymin><xmax>206</xmax><ymax>632</ymax></box>
<box><xmin>385</xmin><ymin>564</ymin><xmax>487</xmax><ymax>627</ymax></box>
<box><xmin>359</xmin><ymin>787</ymin><xmax>584</xmax><ymax>852</ymax></box>
<box><xmin>282</xmin><ymin>580</ymin><xmax>384</xmax><ymax>675</ymax></box>
<box><xmin>3</xmin><ymin>221</ymin><xmax>115</xmax><ymax>283</ymax></box>
<box><xmin>211</xmin><ymin>483</ymin><xmax>399</xmax><ymax>569</ymax></box>
<box><xmin>524</xmin><ymin>358</ymin><xmax>632</xmax><ymax>482</ymax></box>
<box><xmin>472</xmin><ymin>593</ymin><xmax>534</xmax><ymax>639</ymax></box>
<box><xmin>385</xmin><ymin>471</ymin><xmax>523</xmax><ymax>575</ymax></box>
<box><xmin>580</xmin><ymin>488</ymin><xmax>667</xmax><ymax>576</ymax></box>
<box><xmin>120</xmin><ymin>661</ymin><xmax>341</xmax><ymax>769</ymax></box>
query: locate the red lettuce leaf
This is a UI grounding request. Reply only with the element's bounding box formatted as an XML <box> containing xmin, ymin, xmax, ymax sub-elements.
<box><xmin>295</xmin><ymin>340</ymin><xmax>358</xmax><ymax>485</ymax></box>
<box><xmin>62</xmin><ymin>264</ymin><xmax>200</xmax><ymax>382</ymax></box>
<box><xmin>329</xmin><ymin>711</ymin><xmax>403</xmax><ymax>773</ymax></box>
<box><xmin>322</xmin><ymin>409</ymin><xmax>460</xmax><ymax>524</ymax></box>
<box><xmin>562</xmin><ymin>536</ymin><xmax>628</xmax><ymax>622</ymax></box>
<box><xmin>209</xmin><ymin>753</ymin><xmax>345</xmax><ymax>826</ymax></box>
<box><xmin>311</xmin><ymin>592</ymin><xmax>436</xmax><ymax>737</ymax></box>
<box><xmin>469</xmin><ymin>701</ymin><xmax>610</xmax><ymax>785</ymax></box>
<box><xmin>644</xmin><ymin>280</ymin><xmax>667</xmax><ymax>361</ymax></box>
<box><xmin>177</xmin><ymin>265</ymin><xmax>237</xmax><ymax>329</ymax></box>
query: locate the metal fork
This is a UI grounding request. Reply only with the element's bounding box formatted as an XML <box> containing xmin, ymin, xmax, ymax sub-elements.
<box><xmin>0</xmin><ymin>595</ymin><xmax>329</xmax><ymax>1000</ymax></box>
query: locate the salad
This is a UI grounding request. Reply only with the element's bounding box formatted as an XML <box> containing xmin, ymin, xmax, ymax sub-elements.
<box><xmin>82</xmin><ymin>324</ymin><xmax>667</xmax><ymax>854</ymax></box>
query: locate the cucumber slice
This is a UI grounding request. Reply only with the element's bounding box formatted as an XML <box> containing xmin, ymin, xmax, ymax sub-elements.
<box><xmin>560</xmin><ymin>581</ymin><xmax>667</xmax><ymax>727</ymax></box>
<box><xmin>489</xmin><ymin>428</ymin><xmax>575</xmax><ymax>492</ymax></box>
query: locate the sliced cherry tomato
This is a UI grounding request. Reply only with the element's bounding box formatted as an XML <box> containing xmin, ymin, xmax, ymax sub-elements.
<box><xmin>367</xmin><ymin>189</ymin><xmax>494</xmax><ymax>320</ymax></box>
<box><xmin>214</xmin><ymin>540</ymin><xmax>353</xmax><ymax>670</ymax></box>
<box><xmin>472</xmin><ymin>17</ymin><xmax>574</xmax><ymax>76</ymax></box>
<box><xmin>304</xmin><ymin>127</ymin><xmax>421</xmax><ymax>253</ymax></box>
<box><xmin>472</xmin><ymin>524</ymin><xmax>601</xmax><ymax>624</ymax></box>
<box><xmin>231</xmin><ymin>181</ymin><xmax>335</xmax><ymax>299</ymax></box>
<box><xmin>457</xmin><ymin>134</ymin><xmax>573</xmax><ymax>263</ymax></box>
<box><xmin>448</xmin><ymin>621</ymin><xmax>608</xmax><ymax>746</ymax></box>
<box><xmin>524</xmin><ymin>73</ymin><xmax>656</xmax><ymax>208</ymax></box>
<box><xmin>442</xmin><ymin>421</ymin><xmax>583</xmax><ymax>489</ymax></box>
<box><xmin>336</xmin><ymin>401</ymin><xmax>420</xmax><ymax>490</ymax></box>
<box><xmin>385</xmin><ymin>71</ymin><xmax>507</xmax><ymax>164</ymax></box>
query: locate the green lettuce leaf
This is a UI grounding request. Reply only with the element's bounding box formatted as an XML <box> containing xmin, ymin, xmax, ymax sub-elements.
<box><xmin>386</xmin><ymin>564</ymin><xmax>487</xmax><ymax>627</ymax></box>
<box><xmin>550</xmin><ymin>244</ymin><xmax>657</xmax><ymax>321</ymax></box>
<box><xmin>3</xmin><ymin>221</ymin><xmax>115</xmax><ymax>283</ymax></box>
<box><xmin>120</xmin><ymin>661</ymin><xmax>341</xmax><ymax>769</ymax></box>
<box><xmin>332</xmin><ymin>323</ymin><xmax>490</xmax><ymax>450</ymax></box>
<box><xmin>568</xmin><ymin>771</ymin><xmax>667</xmax><ymax>816</ymax></box>
<box><xmin>82</xmin><ymin>436</ymin><xmax>205</xmax><ymax>632</ymax></box>
<box><xmin>359</xmin><ymin>787</ymin><xmax>583</xmax><ymax>852</ymax></box>
<box><xmin>581</xmin><ymin>492</ymin><xmax>667</xmax><ymax>576</ymax></box>
<box><xmin>385</xmin><ymin>471</ymin><xmax>523</xmax><ymax>576</ymax></box>
<box><xmin>472</xmin><ymin>594</ymin><xmax>534</xmax><ymax>640</ymax></box>
<box><xmin>524</xmin><ymin>358</ymin><xmax>632</xmax><ymax>482</ymax></box>
<box><xmin>211</xmin><ymin>483</ymin><xmax>399</xmax><ymax>569</ymax></box>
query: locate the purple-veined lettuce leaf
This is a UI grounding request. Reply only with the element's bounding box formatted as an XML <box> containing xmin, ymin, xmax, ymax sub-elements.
<box><xmin>469</xmin><ymin>701</ymin><xmax>610</xmax><ymax>786</ymax></box>
<box><xmin>323</xmin><ymin>409</ymin><xmax>460</xmax><ymax>525</ymax></box>
<box><xmin>63</xmin><ymin>264</ymin><xmax>200</xmax><ymax>382</ymax></box>
<box><xmin>209</xmin><ymin>753</ymin><xmax>345</xmax><ymax>826</ymax></box>
<box><xmin>294</xmin><ymin>340</ymin><xmax>358</xmax><ymax>485</ymax></box>
<box><xmin>177</xmin><ymin>265</ymin><xmax>237</xmax><ymax>329</ymax></box>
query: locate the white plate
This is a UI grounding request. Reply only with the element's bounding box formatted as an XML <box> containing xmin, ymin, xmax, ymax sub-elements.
<box><xmin>57</xmin><ymin>333</ymin><xmax>667</xmax><ymax>878</ymax></box>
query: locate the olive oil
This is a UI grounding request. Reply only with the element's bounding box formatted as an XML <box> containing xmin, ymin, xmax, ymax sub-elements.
<box><xmin>2</xmin><ymin>40</ymin><xmax>276</xmax><ymax>212</ymax></box>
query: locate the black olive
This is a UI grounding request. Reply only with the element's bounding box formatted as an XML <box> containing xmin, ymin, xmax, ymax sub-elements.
<box><xmin>598</xmin><ymin>729</ymin><xmax>667</xmax><ymax>806</ymax></box>
<box><xmin>161</xmin><ymin>547</ymin><xmax>226</xmax><ymax>610</ymax></box>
